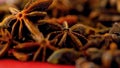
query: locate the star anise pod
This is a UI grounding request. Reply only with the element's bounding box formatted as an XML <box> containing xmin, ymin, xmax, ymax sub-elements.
<box><xmin>13</xmin><ymin>34</ymin><xmax>58</xmax><ymax>62</ymax></box>
<box><xmin>80</xmin><ymin>23</ymin><xmax>120</xmax><ymax>50</ymax></box>
<box><xmin>80</xmin><ymin>35</ymin><xmax>104</xmax><ymax>50</ymax></box>
<box><xmin>47</xmin><ymin>21</ymin><xmax>88</xmax><ymax>50</ymax></box>
<box><xmin>0</xmin><ymin>0</ymin><xmax>53</xmax><ymax>42</ymax></box>
<box><xmin>0</xmin><ymin>28</ymin><xmax>12</xmax><ymax>57</ymax></box>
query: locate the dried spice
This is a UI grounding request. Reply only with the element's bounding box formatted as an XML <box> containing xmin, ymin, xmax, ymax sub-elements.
<box><xmin>76</xmin><ymin>48</ymin><xmax>120</xmax><ymax>68</ymax></box>
<box><xmin>0</xmin><ymin>0</ymin><xmax>120</xmax><ymax>67</ymax></box>
<box><xmin>0</xmin><ymin>28</ymin><xmax>12</xmax><ymax>57</ymax></box>
<box><xmin>0</xmin><ymin>0</ymin><xmax>52</xmax><ymax>42</ymax></box>
<box><xmin>32</xmin><ymin>37</ymin><xmax>58</xmax><ymax>61</ymax></box>
<box><xmin>12</xmin><ymin>34</ymin><xmax>58</xmax><ymax>62</ymax></box>
<box><xmin>0</xmin><ymin>0</ymin><xmax>58</xmax><ymax>62</ymax></box>
<box><xmin>80</xmin><ymin>23</ymin><xmax>120</xmax><ymax>50</ymax></box>
<box><xmin>47</xmin><ymin>21</ymin><xmax>87</xmax><ymax>50</ymax></box>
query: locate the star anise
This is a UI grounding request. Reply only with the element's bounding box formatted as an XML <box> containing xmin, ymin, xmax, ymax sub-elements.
<box><xmin>0</xmin><ymin>28</ymin><xmax>12</xmax><ymax>57</ymax></box>
<box><xmin>0</xmin><ymin>0</ymin><xmax>53</xmax><ymax>42</ymax></box>
<box><xmin>79</xmin><ymin>34</ymin><xmax>104</xmax><ymax>50</ymax></box>
<box><xmin>13</xmin><ymin>34</ymin><xmax>58</xmax><ymax>62</ymax></box>
<box><xmin>47</xmin><ymin>21</ymin><xmax>88</xmax><ymax>50</ymax></box>
<box><xmin>99</xmin><ymin>23</ymin><xmax>120</xmax><ymax>49</ymax></box>
<box><xmin>80</xmin><ymin>23</ymin><xmax>120</xmax><ymax>50</ymax></box>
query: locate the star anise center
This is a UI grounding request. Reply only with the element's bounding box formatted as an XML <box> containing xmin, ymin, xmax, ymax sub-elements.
<box><xmin>16</xmin><ymin>11</ymin><xmax>26</xmax><ymax>20</ymax></box>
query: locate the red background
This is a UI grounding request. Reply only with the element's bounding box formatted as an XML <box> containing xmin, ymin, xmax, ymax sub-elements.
<box><xmin>0</xmin><ymin>59</ymin><xmax>75</xmax><ymax>68</ymax></box>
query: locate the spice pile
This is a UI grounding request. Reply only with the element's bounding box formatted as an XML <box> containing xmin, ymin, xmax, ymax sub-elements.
<box><xmin>0</xmin><ymin>0</ymin><xmax>120</xmax><ymax>68</ymax></box>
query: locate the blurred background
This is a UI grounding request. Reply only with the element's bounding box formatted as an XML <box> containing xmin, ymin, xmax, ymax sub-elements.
<box><xmin>0</xmin><ymin>0</ymin><xmax>120</xmax><ymax>27</ymax></box>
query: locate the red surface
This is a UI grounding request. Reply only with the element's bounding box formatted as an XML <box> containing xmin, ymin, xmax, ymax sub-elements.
<box><xmin>0</xmin><ymin>59</ymin><xmax>75</xmax><ymax>68</ymax></box>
